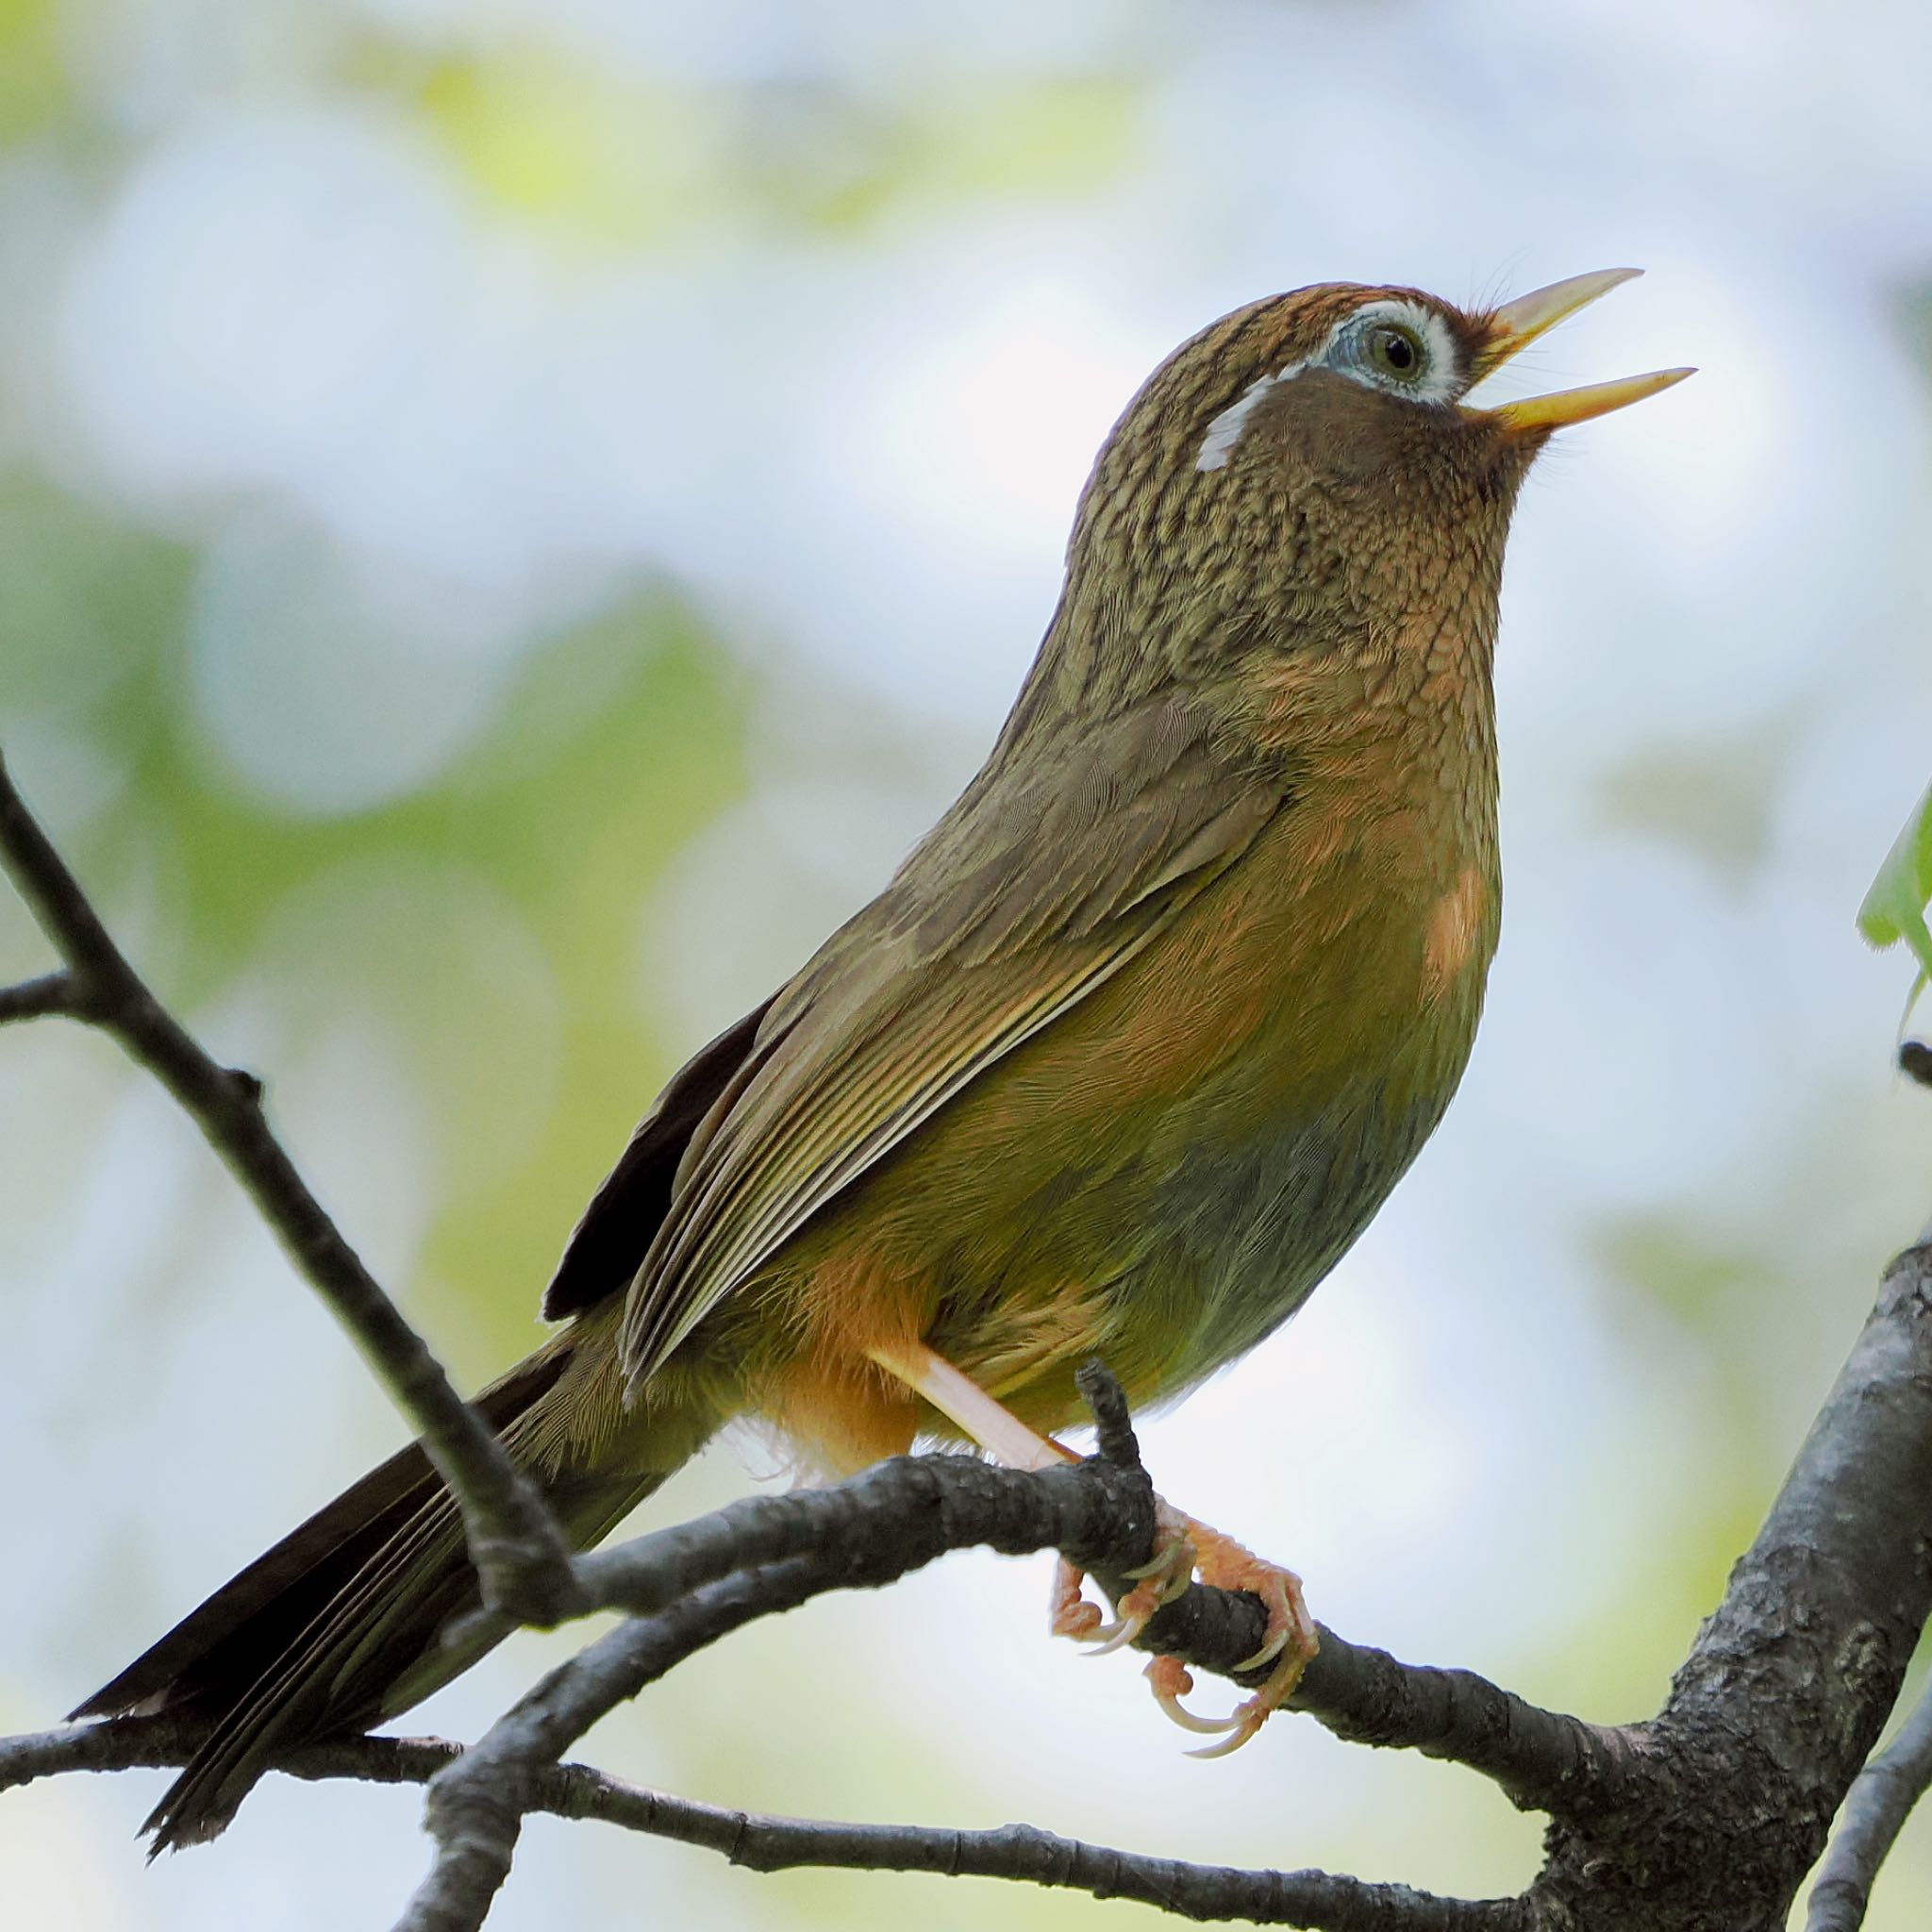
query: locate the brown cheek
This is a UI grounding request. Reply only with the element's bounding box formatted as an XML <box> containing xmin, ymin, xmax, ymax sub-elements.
<box><xmin>1269</xmin><ymin>375</ymin><xmax>1425</xmax><ymax>486</ymax></box>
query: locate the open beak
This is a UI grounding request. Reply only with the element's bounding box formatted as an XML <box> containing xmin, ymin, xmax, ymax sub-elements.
<box><xmin>1465</xmin><ymin>267</ymin><xmax>1693</xmax><ymax>432</ymax></box>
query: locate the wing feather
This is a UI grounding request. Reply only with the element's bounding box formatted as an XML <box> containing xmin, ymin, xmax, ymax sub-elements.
<box><xmin>619</xmin><ymin>692</ymin><xmax>1291</xmax><ymax>1387</ymax></box>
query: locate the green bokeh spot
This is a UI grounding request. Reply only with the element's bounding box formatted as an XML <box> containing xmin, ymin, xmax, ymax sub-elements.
<box><xmin>1857</xmin><ymin>777</ymin><xmax>1932</xmax><ymax>1022</ymax></box>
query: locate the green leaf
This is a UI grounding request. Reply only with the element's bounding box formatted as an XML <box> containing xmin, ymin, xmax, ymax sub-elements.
<box><xmin>1857</xmin><ymin>779</ymin><xmax>1932</xmax><ymax>1015</ymax></box>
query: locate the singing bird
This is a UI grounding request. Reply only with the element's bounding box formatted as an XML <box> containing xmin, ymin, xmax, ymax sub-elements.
<box><xmin>80</xmin><ymin>270</ymin><xmax>1688</xmax><ymax>1849</ymax></box>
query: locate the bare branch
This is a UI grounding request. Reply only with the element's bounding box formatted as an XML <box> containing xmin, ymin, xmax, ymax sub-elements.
<box><xmin>0</xmin><ymin>1713</ymin><xmax>207</xmax><ymax>1790</ymax></box>
<box><xmin>0</xmin><ymin>748</ymin><xmax>582</xmax><ymax>1625</ymax></box>
<box><xmin>2</xmin><ymin>1366</ymin><xmax>1622</xmax><ymax>1930</ymax></box>
<box><xmin>567</xmin><ymin>1463</ymin><xmax>1630</xmax><ymax>1813</ymax></box>
<box><xmin>1525</xmin><ymin>1240</ymin><xmax>1932</xmax><ymax>1923</ymax></box>
<box><xmin>0</xmin><ymin>1720</ymin><xmax>1524</xmax><ymax>1931</ymax></box>
<box><xmin>9</xmin><ymin>1224</ymin><xmax>1931</xmax><ymax>1932</ymax></box>
<box><xmin>1807</xmin><ymin>1677</ymin><xmax>1932</xmax><ymax>1931</ymax></box>
<box><xmin>395</xmin><ymin>1396</ymin><xmax>1607</xmax><ymax>1932</ymax></box>
<box><xmin>525</xmin><ymin>1770</ymin><xmax>1530</xmax><ymax>1931</ymax></box>
<box><xmin>1291</xmin><ymin>1627</ymin><xmax>1642</xmax><ymax>1813</ymax></box>
<box><xmin>0</xmin><ymin>969</ymin><xmax>84</xmax><ymax>1024</ymax></box>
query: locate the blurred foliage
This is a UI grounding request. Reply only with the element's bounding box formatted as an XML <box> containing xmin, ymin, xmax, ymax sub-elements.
<box><xmin>0</xmin><ymin>0</ymin><xmax>65</xmax><ymax>146</ymax></box>
<box><xmin>1857</xmin><ymin>776</ymin><xmax>1932</xmax><ymax>1010</ymax></box>
<box><xmin>1860</xmin><ymin>282</ymin><xmax>1932</xmax><ymax>1023</ymax></box>
<box><xmin>1593</xmin><ymin>1210</ymin><xmax>1763</xmax><ymax>1341</ymax></box>
<box><xmin>0</xmin><ymin>476</ymin><xmax>191</xmax><ymax>725</ymax></box>
<box><xmin>0</xmin><ymin>461</ymin><xmax>754</xmax><ymax>1376</ymax></box>
<box><xmin>411</xmin><ymin>49</ymin><xmax>1141</xmax><ymax>243</ymax></box>
<box><xmin>1595</xmin><ymin>710</ymin><xmax>1799</xmax><ymax>879</ymax></box>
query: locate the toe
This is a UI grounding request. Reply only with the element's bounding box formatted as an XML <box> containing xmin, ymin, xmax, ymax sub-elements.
<box><xmin>1049</xmin><ymin>1557</ymin><xmax>1103</xmax><ymax>1641</ymax></box>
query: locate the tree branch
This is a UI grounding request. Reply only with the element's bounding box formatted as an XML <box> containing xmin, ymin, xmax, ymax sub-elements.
<box><xmin>8</xmin><ymin>1243</ymin><xmax>1932</xmax><ymax>1929</ymax></box>
<box><xmin>392</xmin><ymin>1374</ymin><xmax>1619</xmax><ymax>1932</ymax></box>
<box><xmin>0</xmin><ymin>748</ymin><xmax>582</xmax><ymax>1625</ymax></box>
<box><xmin>0</xmin><ymin>1720</ymin><xmax>1525</xmax><ymax>1931</ymax></box>
<box><xmin>0</xmin><ymin>968</ymin><xmax>84</xmax><ymax>1024</ymax></box>
<box><xmin>3</xmin><ymin>1343</ymin><xmax>1607</xmax><ymax>1928</ymax></box>
<box><xmin>1526</xmin><ymin>1239</ymin><xmax>1932</xmax><ymax>1924</ymax></box>
<box><xmin>1806</xmin><ymin>1676</ymin><xmax>1932</xmax><ymax>1931</ymax></box>
<box><xmin>5</xmin><ymin>1414</ymin><xmax>1611</xmax><ymax>1823</ymax></box>
<box><xmin>440</xmin><ymin>1372</ymin><xmax>1624</xmax><ymax>1822</ymax></box>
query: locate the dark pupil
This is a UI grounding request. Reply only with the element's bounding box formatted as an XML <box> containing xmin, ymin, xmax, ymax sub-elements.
<box><xmin>1378</xmin><ymin>328</ymin><xmax>1418</xmax><ymax>373</ymax></box>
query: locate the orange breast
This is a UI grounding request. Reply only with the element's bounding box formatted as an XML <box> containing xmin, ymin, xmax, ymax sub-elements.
<box><xmin>716</xmin><ymin>770</ymin><xmax>1499</xmax><ymax>1474</ymax></box>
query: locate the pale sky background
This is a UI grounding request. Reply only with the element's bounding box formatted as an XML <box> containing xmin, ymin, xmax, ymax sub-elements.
<box><xmin>3</xmin><ymin>2</ymin><xmax>1932</xmax><ymax>1927</ymax></box>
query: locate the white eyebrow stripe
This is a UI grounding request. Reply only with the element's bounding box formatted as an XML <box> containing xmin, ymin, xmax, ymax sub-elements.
<box><xmin>1195</xmin><ymin>359</ymin><xmax>1305</xmax><ymax>472</ymax></box>
<box><xmin>1194</xmin><ymin>298</ymin><xmax>1462</xmax><ymax>474</ymax></box>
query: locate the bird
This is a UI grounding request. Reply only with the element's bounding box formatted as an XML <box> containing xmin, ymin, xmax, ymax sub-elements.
<box><xmin>76</xmin><ymin>269</ymin><xmax>1689</xmax><ymax>1851</ymax></box>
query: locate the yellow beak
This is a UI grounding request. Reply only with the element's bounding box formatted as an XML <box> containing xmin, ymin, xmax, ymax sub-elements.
<box><xmin>1466</xmin><ymin>267</ymin><xmax>1694</xmax><ymax>432</ymax></box>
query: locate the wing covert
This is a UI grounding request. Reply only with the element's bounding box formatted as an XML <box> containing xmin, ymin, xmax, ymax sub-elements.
<box><xmin>619</xmin><ymin>692</ymin><xmax>1292</xmax><ymax>1388</ymax></box>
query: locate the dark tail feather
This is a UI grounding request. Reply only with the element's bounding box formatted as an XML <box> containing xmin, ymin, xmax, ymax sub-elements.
<box><xmin>75</xmin><ymin>1339</ymin><xmax>713</xmax><ymax>1852</ymax></box>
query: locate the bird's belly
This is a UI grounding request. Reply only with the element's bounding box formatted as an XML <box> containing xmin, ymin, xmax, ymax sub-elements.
<box><xmin>1124</xmin><ymin>1070</ymin><xmax>1452</xmax><ymax>1403</ymax></box>
<box><xmin>738</xmin><ymin>817</ymin><xmax>1493</xmax><ymax>1457</ymax></box>
<box><xmin>893</xmin><ymin>1004</ymin><xmax>1470</xmax><ymax>1438</ymax></box>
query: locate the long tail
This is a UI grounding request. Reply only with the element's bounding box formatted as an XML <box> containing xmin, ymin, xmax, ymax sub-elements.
<box><xmin>73</xmin><ymin>1326</ymin><xmax>717</xmax><ymax>1853</ymax></box>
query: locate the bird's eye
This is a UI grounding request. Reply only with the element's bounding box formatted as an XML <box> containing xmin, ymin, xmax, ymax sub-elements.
<box><xmin>1366</xmin><ymin>324</ymin><xmax>1425</xmax><ymax>382</ymax></box>
<box><xmin>1330</xmin><ymin>303</ymin><xmax>1458</xmax><ymax>402</ymax></box>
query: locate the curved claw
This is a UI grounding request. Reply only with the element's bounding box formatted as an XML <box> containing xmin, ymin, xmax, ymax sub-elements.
<box><xmin>1170</xmin><ymin>1702</ymin><xmax>1247</xmax><ymax>1739</ymax></box>
<box><xmin>1086</xmin><ymin>1610</ymin><xmax>1150</xmax><ymax>1656</ymax></box>
<box><xmin>1188</xmin><ymin>1648</ymin><xmax>1315</xmax><ymax>1757</ymax></box>
<box><xmin>1145</xmin><ymin>1656</ymin><xmax>1244</xmax><ymax>1736</ymax></box>
<box><xmin>1058</xmin><ymin>1499</ymin><xmax>1319</xmax><ymax>1760</ymax></box>
<box><xmin>1187</xmin><ymin>1712</ymin><xmax>1266</xmax><ymax>1759</ymax></box>
<box><xmin>1155</xmin><ymin>1559</ymin><xmax>1197</xmax><ymax>1606</ymax></box>
<box><xmin>1087</xmin><ymin>1525</ymin><xmax>1197</xmax><ymax>1655</ymax></box>
<box><xmin>1231</xmin><ymin>1624</ymin><xmax>1291</xmax><ymax>1674</ymax></box>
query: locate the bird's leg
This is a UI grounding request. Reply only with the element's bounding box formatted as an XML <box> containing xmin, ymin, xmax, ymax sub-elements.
<box><xmin>866</xmin><ymin>1341</ymin><xmax>1187</xmax><ymax>1643</ymax></box>
<box><xmin>872</xmin><ymin>1341</ymin><xmax>1074</xmax><ymax>1473</ymax></box>
<box><xmin>866</xmin><ymin>1341</ymin><xmax>1314</xmax><ymax>1753</ymax></box>
<box><xmin>864</xmin><ymin>1341</ymin><xmax>1104</xmax><ymax>1634</ymax></box>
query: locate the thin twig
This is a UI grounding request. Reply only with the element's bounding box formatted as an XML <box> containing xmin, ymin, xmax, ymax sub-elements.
<box><xmin>0</xmin><ymin>748</ymin><xmax>582</xmax><ymax>1625</ymax></box>
<box><xmin>0</xmin><ymin>1712</ymin><xmax>208</xmax><ymax>1790</ymax></box>
<box><xmin>0</xmin><ymin>969</ymin><xmax>83</xmax><ymax>1024</ymax></box>
<box><xmin>531</xmin><ymin>1771</ymin><xmax>1531</xmax><ymax>1930</ymax></box>
<box><xmin>1805</xmin><ymin>1675</ymin><xmax>1932</xmax><ymax>1930</ymax></box>
<box><xmin>0</xmin><ymin>1722</ymin><xmax>1525</xmax><ymax>1930</ymax></box>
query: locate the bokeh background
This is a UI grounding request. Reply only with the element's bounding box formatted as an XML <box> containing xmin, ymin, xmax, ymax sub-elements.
<box><xmin>3</xmin><ymin>2</ymin><xmax>1931</xmax><ymax>1926</ymax></box>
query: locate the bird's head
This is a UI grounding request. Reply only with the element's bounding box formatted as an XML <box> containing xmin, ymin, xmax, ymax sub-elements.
<box><xmin>1047</xmin><ymin>270</ymin><xmax>1690</xmax><ymax>716</ymax></box>
<box><xmin>1183</xmin><ymin>267</ymin><xmax>1690</xmax><ymax>483</ymax></box>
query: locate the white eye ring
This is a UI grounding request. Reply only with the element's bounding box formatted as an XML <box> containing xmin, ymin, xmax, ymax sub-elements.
<box><xmin>1195</xmin><ymin>297</ymin><xmax>1463</xmax><ymax>472</ymax></box>
<box><xmin>1321</xmin><ymin>299</ymin><xmax>1461</xmax><ymax>405</ymax></box>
